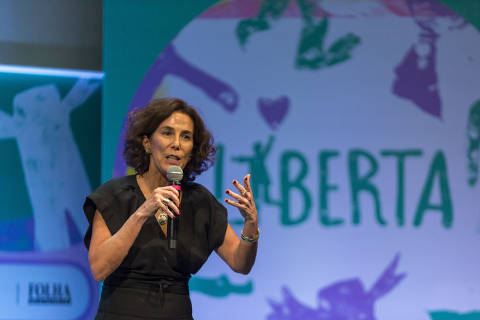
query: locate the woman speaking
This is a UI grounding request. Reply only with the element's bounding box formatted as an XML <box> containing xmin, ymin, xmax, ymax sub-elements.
<box><xmin>83</xmin><ymin>98</ymin><xmax>259</xmax><ymax>319</ymax></box>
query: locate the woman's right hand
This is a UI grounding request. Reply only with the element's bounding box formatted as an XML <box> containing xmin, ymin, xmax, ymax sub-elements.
<box><xmin>89</xmin><ymin>185</ymin><xmax>180</xmax><ymax>281</ymax></box>
<box><xmin>138</xmin><ymin>186</ymin><xmax>181</xmax><ymax>219</ymax></box>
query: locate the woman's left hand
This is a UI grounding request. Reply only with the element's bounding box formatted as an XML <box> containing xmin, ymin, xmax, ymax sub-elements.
<box><xmin>225</xmin><ymin>174</ymin><xmax>258</xmax><ymax>224</ymax></box>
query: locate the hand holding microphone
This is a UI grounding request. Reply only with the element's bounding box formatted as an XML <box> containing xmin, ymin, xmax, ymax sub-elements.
<box><xmin>166</xmin><ymin>166</ymin><xmax>183</xmax><ymax>249</ymax></box>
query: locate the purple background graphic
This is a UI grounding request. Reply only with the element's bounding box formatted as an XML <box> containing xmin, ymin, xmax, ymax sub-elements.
<box><xmin>113</xmin><ymin>44</ymin><xmax>239</xmax><ymax>177</ymax></box>
<box><xmin>393</xmin><ymin>31</ymin><xmax>441</xmax><ymax>118</ymax></box>
<box><xmin>0</xmin><ymin>218</ymin><xmax>35</xmax><ymax>251</ymax></box>
<box><xmin>258</xmin><ymin>96</ymin><xmax>290</xmax><ymax>130</ymax></box>
<box><xmin>267</xmin><ymin>254</ymin><xmax>405</xmax><ymax>320</ymax></box>
<box><xmin>391</xmin><ymin>0</ymin><xmax>466</xmax><ymax>119</ymax></box>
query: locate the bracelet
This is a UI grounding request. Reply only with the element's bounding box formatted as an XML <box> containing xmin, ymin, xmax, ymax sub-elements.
<box><xmin>240</xmin><ymin>228</ymin><xmax>260</xmax><ymax>243</ymax></box>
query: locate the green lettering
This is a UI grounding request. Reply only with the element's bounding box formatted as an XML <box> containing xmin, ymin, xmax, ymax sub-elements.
<box><xmin>318</xmin><ymin>150</ymin><xmax>343</xmax><ymax>226</ymax></box>
<box><xmin>280</xmin><ymin>151</ymin><xmax>311</xmax><ymax>225</ymax></box>
<box><xmin>349</xmin><ymin>149</ymin><xmax>385</xmax><ymax>226</ymax></box>
<box><xmin>414</xmin><ymin>151</ymin><xmax>453</xmax><ymax>228</ymax></box>
<box><xmin>381</xmin><ymin>149</ymin><xmax>422</xmax><ymax>226</ymax></box>
<box><xmin>214</xmin><ymin>143</ymin><xmax>224</xmax><ymax>201</ymax></box>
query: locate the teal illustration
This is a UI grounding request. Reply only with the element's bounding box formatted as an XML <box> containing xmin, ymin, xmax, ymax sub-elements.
<box><xmin>236</xmin><ymin>0</ymin><xmax>288</xmax><ymax>47</ymax></box>
<box><xmin>236</xmin><ymin>0</ymin><xmax>361</xmax><ymax>70</ymax></box>
<box><xmin>190</xmin><ymin>274</ymin><xmax>253</xmax><ymax>297</ymax></box>
<box><xmin>430</xmin><ymin>311</ymin><xmax>480</xmax><ymax>320</ymax></box>
<box><xmin>295</xmin><ymin>0</ymin><xmax>360</xmax><ymax>70</ymax></box>
<box><xmin>467</xmin><ymin>99</ymin><xmax>480</xmax><ymax>187</ymax></box>
<box><xmin>232</xmin><ymin>136</ymin><xmax>277</xmax><ymax>210</ymax></box>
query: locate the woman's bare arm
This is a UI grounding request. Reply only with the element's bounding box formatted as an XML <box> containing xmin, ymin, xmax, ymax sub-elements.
<box><xmin>216</xmin><ymin>174</ymin><xmax>259</xmax><ymax>274</ymax></box>
<box><xmin>88</xmin><ymin>210</ymin><xmax>149</xmax><ymax>281</ymax></box>
<box><xmin>216</xmin><ymin>222</ymin><xmax>258</xmax><ymax>274</ymax></box>
<box><xmin>87</xmin><ymin>186</ymin><xmax>180</xmax><ymax>281</ymax></box>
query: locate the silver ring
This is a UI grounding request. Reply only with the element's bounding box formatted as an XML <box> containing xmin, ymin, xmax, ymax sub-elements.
<box><xmin>161</xmin><ymin>198</ymin><xmax>170</xmax><ymax>206</ymax></box>
<box><xmin>242</xmin><ymin>191</ymin><xmax>247</xmax><ymax>197</ymax></box>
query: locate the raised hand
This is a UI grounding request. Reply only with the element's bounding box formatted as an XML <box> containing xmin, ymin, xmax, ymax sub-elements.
<box><xmin>225</xmin><ymin>174</ymin><xmax>258</xmax><ymax>224</ymax></box>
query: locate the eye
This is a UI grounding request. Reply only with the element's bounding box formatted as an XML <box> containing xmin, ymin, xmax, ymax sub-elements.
<box><xmin>183</xmin><ymin>134</ymin><xmax>192</xmax><ymax>141</ymax></box>
<box><xmin>160</xmin><ymin>129</ymin><xmax>172</xmax><ymax>136</ymax></box>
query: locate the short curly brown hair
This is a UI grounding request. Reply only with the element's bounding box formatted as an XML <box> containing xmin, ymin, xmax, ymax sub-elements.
<box><xmin>123</xmin><ymin>98</ymin><xmax>216</xmax><ymax>181</ymax></box>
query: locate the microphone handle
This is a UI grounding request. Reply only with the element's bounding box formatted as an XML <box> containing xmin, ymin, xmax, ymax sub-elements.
<box><xmin>167</xmin><ymin>185</ymin><xmax>181</xmax><ymax>250</ymax></box>
<box><xmin>167</xmin><ymin>217</ymin><xmax>177</xmax><ymax>249</ymax></box>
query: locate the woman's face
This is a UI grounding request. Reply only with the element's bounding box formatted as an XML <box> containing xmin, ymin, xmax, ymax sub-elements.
<box><xmin>143</xmin><ymin>111</ymin><xmax>194</xmax><ymax>177</ymax></box>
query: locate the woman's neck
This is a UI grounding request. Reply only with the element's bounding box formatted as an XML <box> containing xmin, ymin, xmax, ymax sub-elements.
<box><xmin>140</xmin><ymin>168</ymin><xmax>168</xmax><ymax>191</ymax></box>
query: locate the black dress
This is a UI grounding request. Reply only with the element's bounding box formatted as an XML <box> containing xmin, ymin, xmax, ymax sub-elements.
<box><xmin>83</xmin><ymin>175</ymin><xmax>228</xmax><ymax>320</ymax></box>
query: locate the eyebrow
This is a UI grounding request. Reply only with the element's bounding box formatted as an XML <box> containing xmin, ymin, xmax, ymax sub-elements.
<box><xmin>160</xmin><ymin>125</ymin><xmax>193</xmax><ymax>135</ymax></box>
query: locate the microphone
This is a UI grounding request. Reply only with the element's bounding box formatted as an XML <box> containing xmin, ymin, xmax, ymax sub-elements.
<box><xmin>166</xmin><ymin>166</ymin><xmax>183</xmax><ymax>249</ymax></box>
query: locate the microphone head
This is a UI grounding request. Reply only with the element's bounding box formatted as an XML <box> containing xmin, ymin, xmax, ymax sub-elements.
<box><xmin>166</xmin><ymin>166</ymin><xmax>183</xmax><ymax>185</ymax></box>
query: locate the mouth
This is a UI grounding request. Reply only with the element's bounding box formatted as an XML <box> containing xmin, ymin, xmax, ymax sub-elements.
<box><xmin>166</xmin><ymin>155</ymin><xmax>181</xmax><ymax>162</ymax></box>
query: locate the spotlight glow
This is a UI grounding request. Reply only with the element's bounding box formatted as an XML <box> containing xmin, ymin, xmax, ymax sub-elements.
<box><xmin>0</xmin><ymin>64</ymin><xmax>104</xmax><ymax>78</ymax></box>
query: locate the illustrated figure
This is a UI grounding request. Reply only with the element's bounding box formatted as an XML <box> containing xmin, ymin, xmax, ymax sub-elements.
<box><xmin>233</xmin><ymin>136</ymin><xmax>276</xmax><ymax>212</ymax></box>
<box><xmin>0</xmin><ymin>79</ymin><xmax>100</xmax><ymax>251</ymax></box>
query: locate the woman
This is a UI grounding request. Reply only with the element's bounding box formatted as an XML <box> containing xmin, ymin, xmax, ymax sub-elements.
<box><xmin>83</xmin><ymin>98</ymin><xmax>259</xmax><ymax>319</ymax></box>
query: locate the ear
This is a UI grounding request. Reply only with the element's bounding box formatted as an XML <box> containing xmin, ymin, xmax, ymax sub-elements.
<box><xmin>142</xmin><ymin>135</ymin><xmax>151</xmax><ymax>154</ymax></box>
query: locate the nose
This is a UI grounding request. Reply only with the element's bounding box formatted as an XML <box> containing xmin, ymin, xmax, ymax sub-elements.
<box><xmin>171</xmin><ymin>134</ymin><xmax>181</xmax><ymax>150</ymax></box>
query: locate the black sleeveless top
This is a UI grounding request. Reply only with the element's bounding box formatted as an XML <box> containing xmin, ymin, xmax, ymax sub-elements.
<box><xmin>83</xmin><ymin>175</ymin><xmax>228</xmax><ymax>283</ymax></box>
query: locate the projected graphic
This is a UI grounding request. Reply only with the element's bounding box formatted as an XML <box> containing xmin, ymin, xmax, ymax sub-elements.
<box><xmin>236</xmin><ymin>0</ymin><xmax>361</xmax><ymax>70</ymax></box>
<box><xmin>113</xmin><ymin>44</ymin><xmax>239</xmax><ymax>178</ymax></box>
<box><xmin>105</xmin><ymin>0</ymin><xmax>480</xmax><ymax>319</ymax></box>
<box><xmin>467</xmin><ymin>100</ymin><xmax>480</xmax><ymax>187</ymax></box>
<box><xmin>0</xmin><ymin>79</ymin><xmax>98</xmax><ymax>250</ymax></box>
<box><xmin>0</xmin><ymin>77</ymin><xmax>101</xmax><ymax>319</ymax></box>
<box><xmin>267</xmin><ymin>254</ymin><xmax>405</xmax><ymax>320</ymax></box>
<box><xmin>429</xmin><ymin>311</ymin><xmax>480</xmax><ymax>320</ymax></box>
<box><xmin>391</xmin><ymin>0</ymin><xmax>467</xmax><ymax>119</ymax></box>
<box><xmin>257</xmin><ymin>97</ymin><xmax>290</xmax><ymax>130</ymax></box>
<box><xmin>189</xmin><ymin>274</ymin><xmax>253</xmax><ymax>297</ymax></box>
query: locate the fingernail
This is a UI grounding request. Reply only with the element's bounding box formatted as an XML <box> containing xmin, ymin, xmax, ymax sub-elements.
<box><xmin>226</xmin><ymin>190</ymin><xmax>230</xmax><ymax>194</ymax></box>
